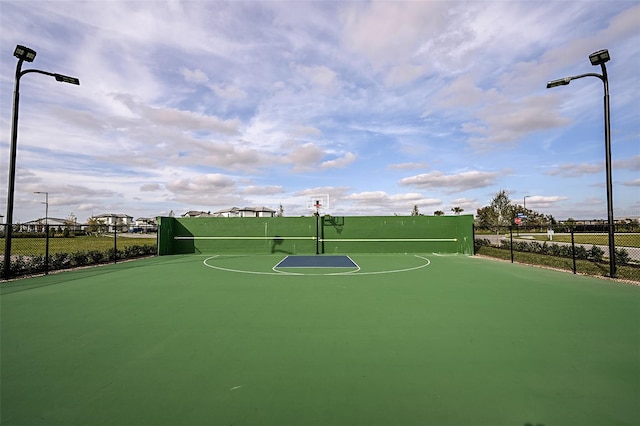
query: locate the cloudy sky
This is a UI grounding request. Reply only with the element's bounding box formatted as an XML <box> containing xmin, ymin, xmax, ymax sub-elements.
<box><xmin>1</xmin><ymin>0</ymin><xmax>638</xmax><ymax>223</ymax></box>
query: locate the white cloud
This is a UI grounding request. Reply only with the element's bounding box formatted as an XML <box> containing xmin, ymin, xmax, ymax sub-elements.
<box><xmin>524</xmin><ymin>195</ymin><xmax>569</xmax><ymax>208</ymax></box>
<box><xmin>180</xmin><ymin>68</ymin><xmax>209</xmax><ymax>84</ymax></box>
<box><xmin>211</xmin><ymin>84</ymin><xmax>248</xmax><ymax>101</ymax></box>
<box><xmin>140</xmin><ymin>184</ymin><xmax>162</xmax><ymax>192</ymax></box>
<box><xmin>545</xmin><ymin>163</ymin><xmax>602</xmax><ymax>177</ymax></box>
<box><xmin>321</xmin><ymin>152</ymin><xmax>356</xmax><ymax>169</ymax></box>
<box><xmin>399</xmin><ymin>171</ymin><xmax>502</xmax><ymax>193</ymax></box>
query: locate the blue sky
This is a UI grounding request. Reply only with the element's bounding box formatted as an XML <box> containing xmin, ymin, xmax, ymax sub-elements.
<box><xmin>1</xmin><ymin>0</ymin><xmax>638</xmax><ymax>223</ymax></box>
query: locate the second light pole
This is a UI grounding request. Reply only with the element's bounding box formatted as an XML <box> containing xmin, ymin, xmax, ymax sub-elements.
<box><xmin>547</xmin><ymin>49</ymin><xmax>615</xmax><ymax>278</ymax></box>
<box><xmin>3</xmin><ymin>45</ymin><xmax>79</xmax><ymax>278</ymax></box>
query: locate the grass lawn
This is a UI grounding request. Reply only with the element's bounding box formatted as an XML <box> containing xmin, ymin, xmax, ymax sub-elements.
<box><xmin>0</xmin><ymin>235</ymin><xmax>157</xmax><ymax>256</ymax></box>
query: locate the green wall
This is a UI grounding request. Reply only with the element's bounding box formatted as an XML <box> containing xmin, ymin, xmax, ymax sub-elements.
<box><xmin>157</xmin><ymin>215</ymin><xmax>474</xmax><ymax>255</ymax></box>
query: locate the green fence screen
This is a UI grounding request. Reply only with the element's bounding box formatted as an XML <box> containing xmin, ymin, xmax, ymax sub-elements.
<box><xmin>157</xmin><ymin>215</ymin><xmax>474</xmax><ymax>255</ymax></box>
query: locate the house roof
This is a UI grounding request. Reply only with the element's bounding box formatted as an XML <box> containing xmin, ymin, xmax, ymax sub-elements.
<box><xmin>182</xmin><ymin>211</ymin><xmax>213</xmax><ymax>217</ymax></box>
<box><xmin>240</xmin><ymin>206</ymin><xmax>276</xmax><ymax>212</ymax></box>
<box><xmin>214</xmin><ymin>206</ymin><xmax>275</xmax><ymax>214</ymax></box>
<box><xmin>23</xmin><ymin>217</ymin><xmax>70</xmax><ymax>225</ymax></box>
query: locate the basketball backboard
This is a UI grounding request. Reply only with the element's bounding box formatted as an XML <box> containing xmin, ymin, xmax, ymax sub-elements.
<box><xmin>306</xmin><ymin>194</ymin><xmax>330</xmax><ymax>214</ymax></box>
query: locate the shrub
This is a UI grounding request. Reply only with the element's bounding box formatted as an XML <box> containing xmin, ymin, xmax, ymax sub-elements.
<box><xmin>574</xmin><ymin>245</ymin><xmax>588</xmax><ymax>260</ymax></box>
<box><xmin>87</xmin><ymin>250</ymin><xmax>106</xmax><ymax>264</ymax></box>
<box><xmin>29</xmin><ymin>255</ymin><xmax>47</xmax><ymax>273</ymax></box>
<box><xmin>615</xmin><ymin>248</ymin><xmax>630</xmax><ymax>265</ymax></box>
<box><xmin>50</xmin><ymin>252</ymin><xmax>71</xmax><ymax>270</ymax></box>
<box><xmin>588</xmin><ymin>245</ymin><xmax>605</xmax><ymax>262</ymax></box>
<box><xmin>474</xmin><ymin>238</ymin><xmax>491</xmax><ymax>249</ymax></box>
<box><xmin>70</xmin><ymin>251</ymin><xmax>90</xmax><ymax>267</ymax></box>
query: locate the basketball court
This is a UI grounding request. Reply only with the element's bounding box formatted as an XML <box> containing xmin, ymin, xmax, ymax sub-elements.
<box><xmin>1</xmin><ymin>253</ymin><xmax>638</xmax><ymax>426</ymax></box>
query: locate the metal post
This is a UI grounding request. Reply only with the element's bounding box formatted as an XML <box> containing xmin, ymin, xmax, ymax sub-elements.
<box><xmin>546</xmin><ymin>50</ymin><xmax>616</xmax><ymax>278</ymax></box>
<box><xmin>114</xmin><ymin>219</ymin><xmax>118</xmax><ymax>263</ymax></box>
<box><xmin>509</xmin><ymin>226</ymin><xmax>514</xmax><ymax>263</ymax></box>
<box><xmin>45</xmin><ymin>223</ymin><xmax>50</xmax><ymax>275</ymax></box>
<box><xmin>315</xmin><ymin>212</ymin><xmax>319</xmax><ymax>255</ymax></box>
<box><xmin>3</xmin><ymin>58</ymin><xmax>25</xmax><ymax>278</ymax></box>
<box><xmin>570</xmin><ymin>227</ymin><xmax>576</xmax><ymax>274</ymax></box>
<box><xmin>2</xmin><ymin>46</ymin><xmax>79</xmax><ymax>279</ymax></box>
<box><xmin>601</xmin><ymin>63</ymin><xmax>616</xmax><ymax>278</ymax></box>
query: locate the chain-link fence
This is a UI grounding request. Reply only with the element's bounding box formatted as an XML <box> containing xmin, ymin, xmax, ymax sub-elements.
<box><xmin>0</xmin><ymin>224</ymin><xmax>157</xmax><ymax>279</ymax></box>
<box><xmin>474</xmin><ymin>224</ymin><xmax>640</xmax><ymax>282</ymax></box>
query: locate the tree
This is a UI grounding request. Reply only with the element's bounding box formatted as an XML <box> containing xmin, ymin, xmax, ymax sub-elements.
<box><xmin>433</xmin><ymin>210</ymin><xmax>445</xmax><ymax>216</ymax></box>
<box><xmin>475</xmin><ymin>189</ymin><xmax>515</xmax><ymax>231</ymax></box>
<box><xmin>86</xmin><ymin>217</ymin><xmax>101</xmax><ymax>234</ymax></box>
<box><xmin>451</xmin><ymin>207</ymin><xmax>464</xmax><ymax>215</ymax></box>
<box><xmin>411</xmin><ymin>205</ymin><xmax>420</xmax><ymax>216</ymax></box>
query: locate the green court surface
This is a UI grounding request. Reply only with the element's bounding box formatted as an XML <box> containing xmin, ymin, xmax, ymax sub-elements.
<box><xmin>1</xmin><ymin>254</ymin><xmax>638</xmax><ymax>426</ymax></box>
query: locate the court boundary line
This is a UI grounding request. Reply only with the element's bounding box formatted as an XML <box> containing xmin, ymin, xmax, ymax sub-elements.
<box><xmin>202</xmin><ymin>255</ymin><xmax>431</xmax><ymax>276</ymax></box>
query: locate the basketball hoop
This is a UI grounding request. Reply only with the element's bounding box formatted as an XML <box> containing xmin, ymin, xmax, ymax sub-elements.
<box><xmin>306</xmin><ymin>194</ymin><xmax>330</xmax><ymax>214</ymax></box>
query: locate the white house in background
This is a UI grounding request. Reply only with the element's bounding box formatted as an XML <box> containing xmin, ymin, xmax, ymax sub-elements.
<box><xmin>89</xmin><ymin>213</ymin><xmax>133</xmax><ymax>232</ymax></box>
<box><xmin>214</xmin><ymin>206</ymin><xmax>276</xmax><ymax>218</ymax></box>
<box><xmin>133</xmin><ymin>217</ymin><xmax>158</xmax><ymax>232</ymax></box>
<box><xmin>21</xmin><ymin>217</ymin><xmax>75</xmax><ymax>232</ymax></box>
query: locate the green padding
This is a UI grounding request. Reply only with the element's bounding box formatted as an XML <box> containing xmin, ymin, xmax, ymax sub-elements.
<box><xmin>321</xmin><ymin>215</ymin><xmax>473</xmax><ymax>254</ymax></box>
<box><xmin>157</xmin><ymin>215</ymin><xmax>474</xmax><ymax>255</ymax></box>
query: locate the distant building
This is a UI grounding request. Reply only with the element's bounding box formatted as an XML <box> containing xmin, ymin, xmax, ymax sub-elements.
<box><xmin>214</xmin><ymin>206</ymin><xmax>276</xmax><ymax>218</ymax></box>
<box><xmin>133</xmin><ymin>217</ymin><xmax>158</xmax><ymax>232</ymax></box>
<box><xmin>89</xmin><ymin>213</ymin><xmax>134</xmax><ymax>232</ymax></box>
<box><xmin>22</xmin><ymin>217</ymin><xmax>75</xmax><ymax>232</ymax></box>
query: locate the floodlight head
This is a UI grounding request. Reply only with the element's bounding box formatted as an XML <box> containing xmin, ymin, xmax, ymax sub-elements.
<box><xmin>589</xmin><ymin>49</ymin><xmax>610</xmax><ymax>66</ymax></box>
<box><xmin>54</xmin><ymin>73</ymin><xmax>80</xmax><ymax>85</ymax></box>
<box><xmin>13</xmin><ymin>45</ymin><xmax>36</xmax><ymax>62</ymax></box>
<box><xmin>14</xmin><ymin>45</ymin><xmax>37</xmax><ymax>62</ymax></box>
<box><xmin>546</xmin><ymin>77</ymin><xmax>571</xmax><ymax>89</ymax></box>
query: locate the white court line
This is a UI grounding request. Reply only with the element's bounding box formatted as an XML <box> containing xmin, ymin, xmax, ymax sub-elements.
<box><xmin>203</xmin><ymin>256</ymin><xmax>301</xmax><ymax>275</ymax></box>
<box><xmin>202</xmin><ymin>255</ymin><xmax>430</xmax><ymax>276</ymax></box>
<box><xmin>320</xmin><ymin>238</ymin><xmax>457</xmax><ymax>242</ymax></box>
<box><xmin>177</xmin><ymin>236</ymin><xmax>315</xmax><ymax>240</ymax></box>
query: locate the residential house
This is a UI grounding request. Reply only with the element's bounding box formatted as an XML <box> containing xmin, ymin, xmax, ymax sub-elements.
<box><xmin>133</xmin><ymin>217</ymin><xmax>158</xmax><ymax>232</ymax></box>
<box><xmin>22</xmin><ymin>217</ymin><xmax>75</xmax><ymax>233</ymax></box>
<box><xmin>89</xmin><ymin>213</ymin><xmax>134</xmax><ymax>232</ymax></box>
<box><xmin>214</xmin><ymin>206</ymin><xmax>276</xmax><ymax>218</ymax></box>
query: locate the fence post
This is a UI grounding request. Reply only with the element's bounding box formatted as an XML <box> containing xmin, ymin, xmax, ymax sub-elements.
<box><xmin>45</xmin><ymin>224</ymin><xmax>50</xmax><ymax>275</ymax></box>
<box><xmin>509</xmin><ymin>226</ymin><xmax>514</xmax><ymax>263</ymax></box>
<box><xmin>114</xmin><ymin>224</ymin><xmax>117</xmax><ymax>264</ymax></box>
<box><xmin>571</xmin><ymin>227</ymin><xmax>576</xmax><ymax>274</ymax></box>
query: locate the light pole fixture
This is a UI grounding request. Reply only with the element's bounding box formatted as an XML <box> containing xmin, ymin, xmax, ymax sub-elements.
<box><xmin>546</xmin><ymin>49</ymin><xmax>615</xmax><ymax>278</ymax></box>
<box><xmin>523</xmin><ymin>195</ymin><xmax>530</xmax><ymax>211</ymax></box>
<box><xmin>3</xmin><ymin>45</ymin><xmax>80</xmax><ymax>278</ymax></box>
<box><xmin>34</xmin><ymin>191</ymin><xmax>49</xmax><ymax>226</ymax></box>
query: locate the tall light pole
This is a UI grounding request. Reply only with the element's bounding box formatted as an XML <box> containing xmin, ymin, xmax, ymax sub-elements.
<box><xmin>547</xmin><ymin>49</ymin><xmax>615</xmax><ymax>278</ymax></box>
<box><xmin>34</xmin><ymin>191</ymin><xmax>49</xmax><ymax>226</ymax></box>
<box><xmin>3</xmin><ymin>45</ymin><xmax>79</xmax><ymax>278</ymax></box>
<box><xmin>523</xmin><ymin>195</ymin><xmax>530</xmax><ymax>211</ymax></box>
